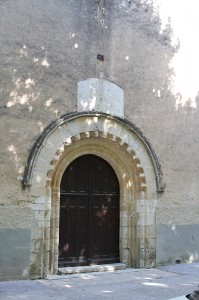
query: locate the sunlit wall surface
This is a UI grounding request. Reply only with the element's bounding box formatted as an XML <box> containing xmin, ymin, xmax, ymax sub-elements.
<box><xmin>0</xmin><ymin>0</ymin><xmax>199</xmax><ymax>278</ymax></box>
<box><xmin>156</xmin><ymin>0</ymin><xmax>199</xmax><ymax>109</ymax></box>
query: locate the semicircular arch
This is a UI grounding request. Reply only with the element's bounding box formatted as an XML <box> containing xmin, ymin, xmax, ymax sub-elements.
<box><xmin>26</xmin><ymin>112</ymin><xmax>163</xmax><ymax>278</ymax></box>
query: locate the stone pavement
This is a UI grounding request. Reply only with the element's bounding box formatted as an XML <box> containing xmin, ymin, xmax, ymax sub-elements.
<box><xmin>0</xmin><ymin>263</ymin><xmax>199</xmax><ymax>300</ymax></box>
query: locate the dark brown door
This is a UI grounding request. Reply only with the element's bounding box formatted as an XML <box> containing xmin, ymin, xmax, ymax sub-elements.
<box><xmin>58</xmin><ymin>154</ymin><xmax>120</xmax><ymax>267</ymax></box>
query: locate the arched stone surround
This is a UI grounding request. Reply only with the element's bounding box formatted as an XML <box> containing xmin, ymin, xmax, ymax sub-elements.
<box><xmin>23</xmin><ymin>112</ymin><xmax>164</xmax><ymax>278</ymax></box>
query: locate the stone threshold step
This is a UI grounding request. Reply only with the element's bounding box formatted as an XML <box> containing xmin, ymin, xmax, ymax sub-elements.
<box><xmin>57</xmin><ymin>263</ymin><xmax>126</xmax><ymax>275</ymax></box>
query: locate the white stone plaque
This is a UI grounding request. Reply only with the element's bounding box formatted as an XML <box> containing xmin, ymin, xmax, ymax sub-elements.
<box><xmin>77</xmin><ymin>78</ymin><xmax>124</xmax><ymax>118</ymax></box>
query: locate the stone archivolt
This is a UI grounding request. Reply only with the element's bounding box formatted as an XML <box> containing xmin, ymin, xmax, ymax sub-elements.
<box><xmin>23</xmin><ymin>112</ymin><xmax>163</xmax><ymax>278</ymax></box>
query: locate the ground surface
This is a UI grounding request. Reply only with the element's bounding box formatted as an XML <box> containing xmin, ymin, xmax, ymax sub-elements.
<box><xmin>0</xmin><ymin>263</ymin><xmax>198</xmax><ymax>300</ymax></box>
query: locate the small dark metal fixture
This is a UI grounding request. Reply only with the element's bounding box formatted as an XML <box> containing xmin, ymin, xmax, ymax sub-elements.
<box><xmin>97</xmin><ymin>54</ymin><xmax>104</xmax><ymax>63</ymax></box>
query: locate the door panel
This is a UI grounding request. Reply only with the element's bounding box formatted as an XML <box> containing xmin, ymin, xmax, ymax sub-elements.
<box><xmin>60</xmin><ymin>156</ymin><xmax>89</xmax><ymax>194</ymax></box>
<box><xmin>88</xmin><ymin>195</ymin><xmax>119</xmax><ymax>264</ymax></box>
<box><xmin>59</xmin><ymin>196</ymin><xmax>88</xmax><ymax>266</ymax></box>
<box><xmin>89</xmin><ymin>155</ymin><xmax>119</xmax><ymax>194</ymax></box>
<box><xmin>59</xmin><ymin>155</ymin><xmax>119</xmax><ymax>267</ymax></box>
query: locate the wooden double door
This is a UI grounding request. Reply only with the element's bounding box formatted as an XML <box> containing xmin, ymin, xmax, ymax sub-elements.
<box><xmin>59</xmin><ymin>154</ymin><xmax>120</xmax><ymax>267</ymax></box>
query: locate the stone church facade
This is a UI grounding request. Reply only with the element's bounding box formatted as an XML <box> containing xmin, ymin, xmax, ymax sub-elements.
<box><xmin>0</xmin><ymin>0</ymin><xmax>199</xmax><ymax>280</ymax></box>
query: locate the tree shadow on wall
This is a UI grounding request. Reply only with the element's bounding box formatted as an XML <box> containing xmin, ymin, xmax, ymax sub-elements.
<box><xmin>103</xmin><ymin>0</ymin><xmax>199</xmax><ymax>115</ymax></box>
<box><xmin>1</xmin><ymin>0</ymin><xmax>199</xmax><ymax>187</ymax></box>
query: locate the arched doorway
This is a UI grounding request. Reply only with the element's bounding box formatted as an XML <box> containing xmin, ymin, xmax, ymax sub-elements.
<box><xmin>58</xmin><ymin>154</ymin><xmax>120</xmax><ymax>267</ymax></box>
<box><xmin>24</xmin><ymin>112</ymin><xmax>163</xmax><ymax>278</ymax></box>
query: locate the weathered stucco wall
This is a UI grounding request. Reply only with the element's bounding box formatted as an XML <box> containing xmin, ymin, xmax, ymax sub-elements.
<box><xmin>157</xmin><ymin>224</ymin><xmax>199</xmax><ymax>265</ymax></box>
<box><xmin>0</xmin><ymin>0</ymin><xmax>199</xmax><ymax>279</ymax></box>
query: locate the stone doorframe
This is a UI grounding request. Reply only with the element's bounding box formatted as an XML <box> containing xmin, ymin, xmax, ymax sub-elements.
<box><xmin>23</xmin><ymin>112</ymin><xmax>164</xmax><ymax>278</ymax></box>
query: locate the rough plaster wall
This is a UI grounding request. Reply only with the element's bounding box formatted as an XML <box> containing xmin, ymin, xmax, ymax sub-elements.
<box><xmin>0</xmin><ymin>207</ymin><xmax>31</xmax><ymax>279</ymax></box>
<box><xmin>102</xmin><ymin>0</ymin><xmax>199</xmax><ymax>228</ymax></box>
<box><xmin>157</xmin><ymin>224</ymin><xmax>199</xmax><ymax>265</ymax></box>
<box><xmin>0</xmin><ymin>0</ymin><xmax>199</xmax><ymax>275</ymax></box>
<box><xmin>0</xmin><ymin>0</ymin><xmax>98</xmax><ymax>205</ymax></box>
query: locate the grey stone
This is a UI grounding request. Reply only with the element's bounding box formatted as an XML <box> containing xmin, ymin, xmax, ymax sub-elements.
<box><xmin>57</xmin><ymin>263</ymin><xmax>126</xmax><ymax>275</ymax></box>
<box><xmin>156</xmin><ymin>224</ymin><xmax>199</xmax><ymax>265</ymax></box>
<box><xmin>0</xmin><ymin>228</ymin><xmax>31</xmax><ymax>280</ymax></box>
<box><xmin>77</xmin><ymin>78</ymin><xmax>124</xmax><ymax>118</ymax></box>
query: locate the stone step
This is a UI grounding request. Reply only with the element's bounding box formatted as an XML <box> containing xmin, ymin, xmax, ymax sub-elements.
<box><xmin>57</xmin><ymin>263</ymin><xmax>126</xmax><ymax>275</ymax></box>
